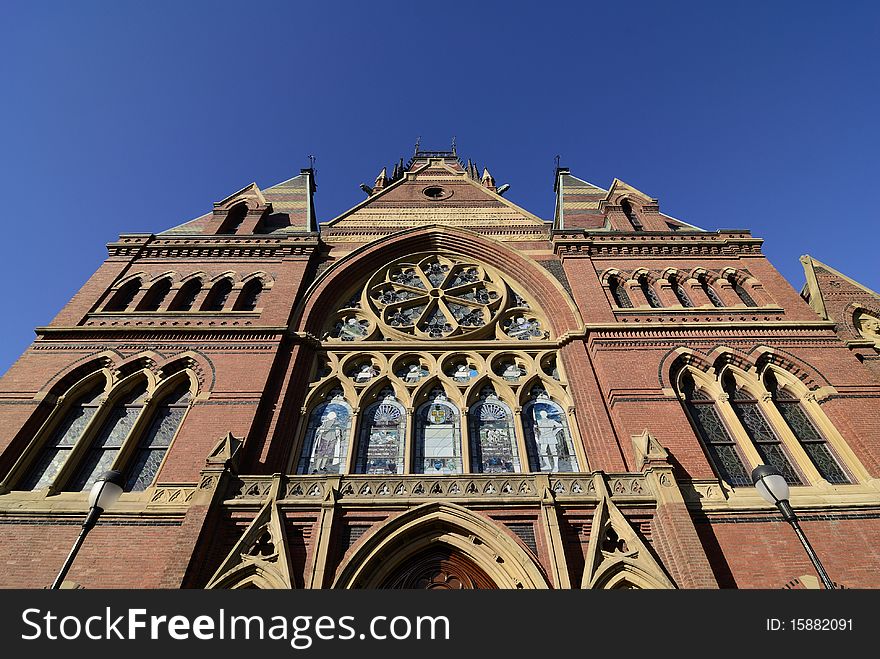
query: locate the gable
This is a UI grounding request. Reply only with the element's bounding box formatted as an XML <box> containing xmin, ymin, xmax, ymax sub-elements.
<box><xmin>325</xmin><ymin>159</ymin><xmax>546</xmax><ymax>230</ymax></box>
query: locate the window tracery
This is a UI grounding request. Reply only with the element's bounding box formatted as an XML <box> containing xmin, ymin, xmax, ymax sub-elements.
<box><xmin>468</xmin><ymin>387</ymin><xmax>520</xmax><ymax>473</ymax></box>
<box><xmin>355</xmin><ymin>390</ymin><xmax>407</xmax><ymax>475</ymax></box>
<box><xmin>415</xmin><ymin>389</ymin><xmax>462</xmax><ymax>474</ymax></box>
<box><xmin>15</xmin><ymin>367</ymin><xmax>194</xmax><ymax>494</ymax></box>
<box><xmin>297</xmin><ymin>389</ymin><xmax>352</xmax><ymax>475</ymax></box>
<box><xmin>295</xmin><ymin>348</ymin><xmax>581</xmax><ymax>476</ymax></box>
<box><xmin>323</xmin><ymin>253</ymin><xmax>550</xmax><ymax>342</ymax></box>
<box><xmin>522</xmin><ymin>388</ymin><xmax>579</xmax><ymax>473</ymax></box>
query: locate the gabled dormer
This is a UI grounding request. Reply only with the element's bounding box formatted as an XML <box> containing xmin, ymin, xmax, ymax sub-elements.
<box><xmin>211</xmin><ymin>183</ymin><xmax>272</xmax><ymax>235</ymax></box>
<box><xmin>159</xmin><ymin>168</ymin><xmax>317</xmax><ymax>236</ymax></box>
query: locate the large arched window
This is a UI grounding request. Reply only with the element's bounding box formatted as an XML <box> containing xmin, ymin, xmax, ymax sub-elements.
<box><xmin>136</xmin><ymin>278</ymin><xmax>172</xmax><ymax>312</ymax></box>
<box><xmin>522</xmin><ymin>389</ymin><xmax>579</xmax><ymax>473</ymax></box>
<box><xmin>609</xmin><ymin>276</ymin><xmax>632</xmax><ymax>308</ymax></box>
<box><xmin>468</xmin><ymin>387</ymin><xmax>520</xmax><ymax>473</ymax></box>
<box><xmin>168</xmin><ymin>279</ymin><xmax>202</xmax><ymax>311</ymax></box>
<box><xmin>764</xmin><ymin>372</ymin><xmax>851</xmax><ymax>484</ymax></box>
<box><xmin>297</xmin><ymin>389</ymin><xmax>352</xmax><ymax>475</ymax></box>
<box><xmin>679</xmin><ymin>371</ymin><xmax>751</xmax><ymax>486</ymax></box>
<box><xmin>21</xmin><ymin>380</ymin><xmax>105</xmax><ymax>490</ymax></box>
<box><xmin>201</xmin><ymin>278</ymin><xmax>233</xmax><ymax>311</ymax></box>
<box><xmin>123</xmin><ymin>381</ymin><xmax>191</xmax><ymax>491</ymax></box>
<box><xmin>355</xmin><ymin>390</ymin><xmax>406</xmax><ymax>475</ymax></box>
<box><xmin>721</xmin><ymin>373</ymin><xmax>802</xmax><ymax>485</ymax></box>
<box><xmin>414</xmin><ymin>389</ymin><xmax>462</xmax><ymax>474</ymax></box>
<box><xmin>67</xmin><ymin>380</ymin><xmax>149</xmax><ymax>492</ymax></box>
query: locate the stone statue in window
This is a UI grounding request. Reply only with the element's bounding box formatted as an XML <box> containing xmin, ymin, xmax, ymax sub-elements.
<box><xmin>313</xmin><ymin>411</ymin><xmax>343</xmax><ymax>473</ymax></box>
<box><xmin>534</xmin><ymin>410</ymin><xmax>564</xmax><ymax>471</ymax></box>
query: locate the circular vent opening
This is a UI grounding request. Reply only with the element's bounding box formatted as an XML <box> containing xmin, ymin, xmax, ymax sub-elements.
<box><xmin>423</xmin><ymin>186</ymin><xmax>449</xmax><ymax>200</ymax></box>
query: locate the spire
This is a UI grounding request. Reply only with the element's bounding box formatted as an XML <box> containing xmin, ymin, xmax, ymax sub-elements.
<box><xmin>374</xmin><ymin>167</ymin><xmax>388</xmax><ymax>191</ymax></box>
<box><xmin>481</xmin><ymin>167</ymin><xmax>496</xmax><ymax>192</ymax></box>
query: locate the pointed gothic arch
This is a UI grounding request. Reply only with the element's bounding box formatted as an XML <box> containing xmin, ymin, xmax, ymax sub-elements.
<box><xmin>332</xmin><ymin>501</ymin><xmax>551</xmax><ymax>589</ymax></box>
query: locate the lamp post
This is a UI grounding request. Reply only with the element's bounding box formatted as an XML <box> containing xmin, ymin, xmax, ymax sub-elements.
<box><xmin>751</xmin><ymin>465</ymin><xmax>835</xmax><ymax>590</ymax></box>
<box><xmin>51</xmin><ymin>470</ymin><xmax>124</xmax><ymax>589</ymax></box>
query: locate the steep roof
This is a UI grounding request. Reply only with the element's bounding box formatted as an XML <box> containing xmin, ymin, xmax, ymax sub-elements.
<box><xmin>160</xmin><ymin>170</ymin><xmax>316</xmax><ymax>235</ymax></box>
<box><xmin>553</xmin><ymin>169</ymin><xmax>704</xmax><ymax>231</ymax></box>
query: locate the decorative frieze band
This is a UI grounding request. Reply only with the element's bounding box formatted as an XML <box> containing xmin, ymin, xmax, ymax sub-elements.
<box><xmin>227</xmin><ymin>473</ymin><xmax>653</xmax><ymax>504</ymax></box>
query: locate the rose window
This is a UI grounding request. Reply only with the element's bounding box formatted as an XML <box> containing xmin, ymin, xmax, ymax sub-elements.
<box><xmin>368</xmin><ymin>255</ymin><xmax>504</xmax><ymax>339</ymax></box>
<box><xmin>324</xmin><ymin>253</ymin><xmax>550</xmax><ymax>341</ymax></box>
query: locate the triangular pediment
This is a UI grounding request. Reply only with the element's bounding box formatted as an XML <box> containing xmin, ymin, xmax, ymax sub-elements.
<box><xmin>604</xmin><ymin>178</ymin><xmax>656</xmax><ymax>205</ymax></box>
<box><xmin>214</xmin><ymin>182</ymin><xmax>267</xmax><ymax>210</ymax></box>
<box><xmin>325</xmin><ymin>158</ymin><xmax>546</xmax><ymax>230</ymax></box>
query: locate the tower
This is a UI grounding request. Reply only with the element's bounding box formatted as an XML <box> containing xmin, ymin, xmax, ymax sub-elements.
<box><xmin>1</xmin><ymin>145</ymin><xmax>878</xmax><ymax>589</ymax></box>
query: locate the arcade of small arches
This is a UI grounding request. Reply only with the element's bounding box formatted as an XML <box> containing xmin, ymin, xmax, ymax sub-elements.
<box><xmin>101</xmin><ymin>271</ymin><xmax>272</xmax><ymax>314</ymax></box>
<box><xmin>672</xmin><ymin>355</ymin><xmax>866</xmax><ymax>490</ymax></box>
<box><xmin>292</xmin><ymin>347</ymin><xmax>583</xmax><ymax>476</ymax></box>
<box><xmin>605</xmin><ymin>267</ymin><xmax>766</xmax><ymax>310</ymax></box>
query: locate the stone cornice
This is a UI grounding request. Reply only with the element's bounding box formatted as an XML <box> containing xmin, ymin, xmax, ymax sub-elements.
<box><xmin>553</xmin><ymin>231</ymin><xmax>763</xmax><ymax>258</ymax></box>
<box><xmin>34</xmin><ymin>326</ymin><xmax>288</xmax><ymax>342</ymax></box>
<box><xmin>107</xmin><ymin>233</ymin><xmax>320</xmax><ymax>259</ymax></box>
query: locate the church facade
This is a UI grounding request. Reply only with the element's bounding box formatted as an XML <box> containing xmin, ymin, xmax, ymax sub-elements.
<box><xmin>1</xmin><ymin>146</ymin><xmax>879</xmax><ymax>589</ymax></box>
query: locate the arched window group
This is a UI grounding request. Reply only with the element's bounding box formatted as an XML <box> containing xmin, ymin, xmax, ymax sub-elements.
<box><xmin>297</xmin><ymin>384</ymin><xmax>580</xmax><ymax>476</ymax></box>
<box><xmin>606</xmin><ymin>269</ymin><xmax>763</xmax><ymax>309</ymax></box>
<box><xmin>8</xmin><ymin>369</ymin><xmax>194</xmax><ymax>494</ymax></box>
<box><xmin>677</xmin><ymin>364</ymin><xmax>852</xmax><ymax>488</ymax></box>
<box><xmin>101</xmin><ymin>273</ymin><xmax>268</xmax><ymax>313</ymax></box>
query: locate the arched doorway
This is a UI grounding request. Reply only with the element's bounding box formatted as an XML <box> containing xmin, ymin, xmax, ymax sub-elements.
<box><xmin>380</xmin><ymin>546</ymin><xmax>498</xmax><ymax>589</ymax></box>
<box><xmin>333</xmin><ymin>502</ymin><xmax>551</xmax><ymax>589</ymax></box>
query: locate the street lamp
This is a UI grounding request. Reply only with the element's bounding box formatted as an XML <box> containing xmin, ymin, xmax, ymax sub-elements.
<box><xmin>751</xmin><ymin>465</ymin><xmax>835</xmax><ymax>590</ymax></box>
<box><xmin>50</xmin><ymin>470</ymin><xmax>124</xmax><ymax>589</ymax></box>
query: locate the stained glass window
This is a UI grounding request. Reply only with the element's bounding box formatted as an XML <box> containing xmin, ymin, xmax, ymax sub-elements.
<box><xmin>124</xmin><ymin>382</ymin><xmax>191</xmax><ymax>491</ymax></box>
<box><xmin>355</xmin><ymin>391</ymin><xmax>406</xmax><ymax>475</ymax></box>
<box><xmin>639</xmin><ymin>276</ymin><xmax>663</xmax><ymax>308</ymax></box>
<box><xmin>67</xmin><ymin>382</ymin><xmax>148</xmax><ymax>492</ymax></box>
<box><xmin>680</xmin><ymin>373</ymin><xmax>751</xmax><ymax>487</ymax></box>
<box><xmin>766</xmin><ymin>375</ymin><xmax>850</xmax><ymax>484</ymax></box>
<box><xmin>729</xmin><ymin>276</ymin><xmax>758</xmax><ymax>307</ymax></box>
<box><xmin>298</xmin><ymin>390</ymin><xmax>352</xmax><ymax>475</ymax></box>
<box><xmin>414</xmin><ymin>390</ymin><xmax>462</xmax><ymax>474</ymax></box>
<box><xmin>22</xmin><ymin>382</ymin><xmax>104</xmax><ymax>490</ymax></box>
<box><xmin>468</xmin><ymin>389</ymin><xmax>520</xmax><ymax>473</ymax></box>
<box><xmin>502</xmin><ymin>315</ymin><xmax>544</xmax><ymax>340</ymax></box>
<box><xmin>724</xmin><ymin>377</ymin><xmax>802</xmax><ymax>485</ymax></box>
<box><xmin>522</xmin><ymin>390</ymin><xmax>579</xmax><ymax>472</ymax></box>
<box><xmin>610</xmin><ymin>277</ymin><xmax>632</xmax><ymax>308</ymax></box>
<box><xmin>330</xmin><ymin>317</ymin><xmax>370</xmax><ymax>341</ymax></box>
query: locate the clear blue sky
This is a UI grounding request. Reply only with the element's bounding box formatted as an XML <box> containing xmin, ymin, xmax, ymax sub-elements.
<box><xmin>1</xmin><ymin>1</ymin><xmax>878</xmax><ymax>377</ymax></box>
